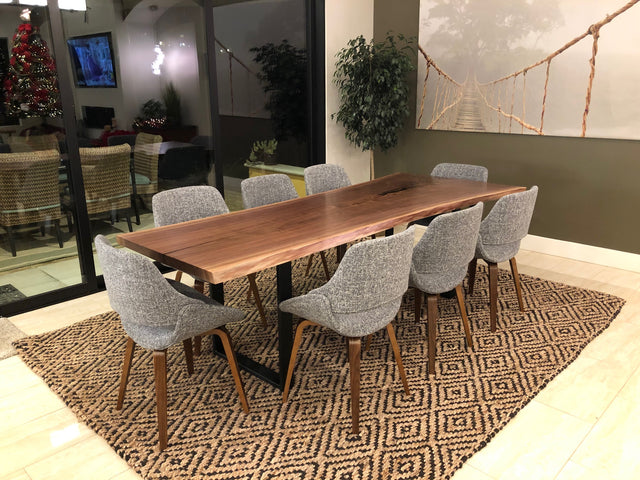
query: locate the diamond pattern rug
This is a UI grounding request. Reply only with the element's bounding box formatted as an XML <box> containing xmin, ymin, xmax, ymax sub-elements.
<box><xmin>14</xmin><ymin>255</ymin><xmax>625</xmax><ymax>479</ymax></box>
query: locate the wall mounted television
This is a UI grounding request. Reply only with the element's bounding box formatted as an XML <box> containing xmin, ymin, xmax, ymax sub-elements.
<box><xmin>67</xmin><ymin>32</ymin><xmax>117</xmax><ymax>88</ymax></box>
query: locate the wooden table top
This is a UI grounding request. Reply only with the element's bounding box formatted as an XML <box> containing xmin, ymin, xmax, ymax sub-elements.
<box><xmin>117</xmin><ymin>173</ymin><xmax>525</xmax><ymax>284</ymax></box>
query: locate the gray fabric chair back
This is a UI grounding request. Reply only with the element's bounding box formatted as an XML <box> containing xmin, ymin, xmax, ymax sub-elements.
<box><xmin>152</xmin><ymin>185</ymin><xmax>229</xmax><ymax>227</ymax></box>
<box><xmin>313</xmin><ymin>227</ymin><xmax>415</xmax><ymax>315</ymax></box>
<box><xmin>95</xmin><ymin>235</ymin><xmax>196</xmax><ymax>329</ymax></box>
<box><xmin>431</xmin><ymin>163</ymin><xmax>488</xmax><ymax>182</ymax></box>
<box><xmin>477</xmin><ymin>186</ymin><xmax>538</xmax><ymax>263</ymax></box>
<box><xmin>304</xmin><ymin>164</ymin><xmax>351</xmax><ymax>195</ymax></box>
<box><xmin>241</xmin><ymin>174</ymin><xmax>298</xmax><ymax>208</ymax></box>
<box><xmin>411</xmin><ymin>203</ymin><xmax>483</xmax><ymax>293</ymax></box>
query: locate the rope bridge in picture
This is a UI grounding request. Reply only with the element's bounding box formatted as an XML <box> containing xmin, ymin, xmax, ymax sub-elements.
<box><xmin>418</xmin><ymin>0</ymin><xmax>640</xmax><ymax>136</ymax></box>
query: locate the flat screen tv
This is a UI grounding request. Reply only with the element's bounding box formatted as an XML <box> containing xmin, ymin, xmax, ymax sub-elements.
<box><xmin>67</xmin><ymin>32</ymin><xmax>117</xmax><ymax>88</ymax></box>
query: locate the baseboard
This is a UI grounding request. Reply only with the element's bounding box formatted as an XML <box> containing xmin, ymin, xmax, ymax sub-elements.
<box><xmin>521</xmin><ymin>235</ymin><xmax>640</xmax><ymax>273</ymax></box>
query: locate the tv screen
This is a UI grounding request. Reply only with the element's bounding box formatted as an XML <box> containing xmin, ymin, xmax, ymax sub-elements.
<box><xmin>67</xmin><ymin>32</ymin><xmax>117</xmax><ymax>88</ymax></box>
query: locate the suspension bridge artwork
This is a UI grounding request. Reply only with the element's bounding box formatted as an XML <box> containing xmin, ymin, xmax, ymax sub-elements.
<box><xmin>417</xmin><ymin>0</ymin><xmax>640</xmax><ymax>139</ymax></box>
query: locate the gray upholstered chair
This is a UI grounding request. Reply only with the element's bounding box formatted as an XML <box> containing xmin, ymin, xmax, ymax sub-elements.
<box><xmin>94</xmin><ymin>234</ymin><xmax>248</xmax><ymax>452</ymax></box>
<box><xmin>303</xmin><ymin>164</ymin><xmax>352</xmax><ymax>279</ymax></box>
<box><xmin>241</xmin><ymin>173</ymin><xmax>298</xmax><ymax>208</ymax></box>
<box><xmin>410</xmin><ymin>203</ymin><xmax>483</xmax><ymax>375</ymax></box>
<box><xmin>412</xmin><ymin>163</ymin><xmax>487</xmax><ymax>230</ymax></box>
<box><xmin>468</xmin><ymin>186</ymin><xmax>538</xmax><ymax>332</ymax></box>
<box><xmin>280</xmin><ymin>227</ymin><xmax>415</xmax><ymax>434</ymax></box>
<box><xmin>431</xmin><ymin>162</ymin><xmax>488</xmax><ymax>182</ymax></box>
<box><xmin>240</xmin><ymin>174</ymin><xmax>298</xmax><ymax>323</ymax></box>
<box><xmin>152</xmin><ymin>185</ymin><xmax>268</xmax><ymax>330</ymax></box>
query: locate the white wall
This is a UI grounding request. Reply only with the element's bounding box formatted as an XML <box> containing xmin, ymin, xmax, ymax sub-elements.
<box><xmin>325</xmin><ymin>0</ymin><xmax>373</xmax><ymax>184</ymax></box>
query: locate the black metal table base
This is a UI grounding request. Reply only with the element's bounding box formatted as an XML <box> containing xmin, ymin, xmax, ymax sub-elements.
<box><xmin>210</xmin><ymin>262</ymin><xmax>294</xmax><ymax>391</ymax></box>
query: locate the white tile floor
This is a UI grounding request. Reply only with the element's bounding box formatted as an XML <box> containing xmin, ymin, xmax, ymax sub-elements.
<box><xmin>2</xmin><ymin>249</ymin><xmax>640</xmax><ymax>480</ymax></box>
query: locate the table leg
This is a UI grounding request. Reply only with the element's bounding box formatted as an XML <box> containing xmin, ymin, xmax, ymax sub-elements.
<box><xmin>210</xmin><ymin>265</ymin><xmax>293</xmax><ymax>391</ymax></box>
<box><xmin>276</xmin><ymin>261</ymin><xmax>294</xmax><ymax>388</ymax></box>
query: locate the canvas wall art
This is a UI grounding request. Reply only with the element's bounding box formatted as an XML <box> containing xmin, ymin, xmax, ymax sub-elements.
<box><xmin>417</xmin><ymin>0</ymin><xmax>640</xmax><ymax>140</ymax></box>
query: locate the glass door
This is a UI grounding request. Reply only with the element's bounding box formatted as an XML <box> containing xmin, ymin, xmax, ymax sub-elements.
<box><xmin>212</xmin><ymin>0</ymin><xmax>321</xmax><ymax>209</ymax></box>
<box><xmin>0</xmin><ymin>3</ymin><xmax>86</xmax><ymax>312</ymax></box>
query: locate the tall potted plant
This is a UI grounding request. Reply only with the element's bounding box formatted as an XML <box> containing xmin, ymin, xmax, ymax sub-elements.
<box><xmin>333</xmin><ymin>34</ymin><xmax>414</xmax><ymax>179</ymax></box>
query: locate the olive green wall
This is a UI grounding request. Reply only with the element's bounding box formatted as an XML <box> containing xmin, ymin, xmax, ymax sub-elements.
<box><xmin>373</xmin><ymin>0</ymin><xmax>640</xmax><ymax>255</ymax></box>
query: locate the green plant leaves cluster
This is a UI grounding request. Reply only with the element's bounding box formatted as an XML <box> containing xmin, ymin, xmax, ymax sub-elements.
<box><xmin>333</xmin><ymin>34</ymin><xmax>415</xmax><ymax>152</ymax></box>
<box><xmin>251</xmin><ymin>40</ymin><xmax>307</xmax><ymax>143</ymax></box>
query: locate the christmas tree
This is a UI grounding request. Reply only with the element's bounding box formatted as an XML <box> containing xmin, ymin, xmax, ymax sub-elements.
<box><xmin>3</xmin><ymin>9</ymin><xmax>62</xmax><ymax>119</ymax></box>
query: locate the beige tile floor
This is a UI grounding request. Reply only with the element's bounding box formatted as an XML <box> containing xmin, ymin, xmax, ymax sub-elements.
<box><xmin>1</xmin><ymin>249</ymin><xmax>640</xmax><ymax>480</ymax></box>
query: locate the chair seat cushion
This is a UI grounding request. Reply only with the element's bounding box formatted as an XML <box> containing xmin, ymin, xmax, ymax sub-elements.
<box><xmin>280</xmin><ymin>292</ymin><xmax>402</xmax><ymax>338</ymax></box>
<box><xmin>134</xmin><ymin>173</ymin><xmax>151</xmax><ymax>185</ymax></box>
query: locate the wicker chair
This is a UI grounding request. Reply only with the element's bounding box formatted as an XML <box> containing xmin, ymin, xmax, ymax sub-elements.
<box><xmin>7</xmin><ymin>133</ymin><xmax>60</xmax><ymax>153</ymax></box>
<box><xmin>68</xmin><ymin>145</ymin><xmax>133</xmax><ymax>232</ymax></box>
<box><xmin>0</xmin><ymin>149</ymin><xmax>64</xmax><ymax>256</ymax></box>
<box><xmin>133</xmin><ymin>132</ymin><xmax>162</xmax><ymax>209</ymax></box>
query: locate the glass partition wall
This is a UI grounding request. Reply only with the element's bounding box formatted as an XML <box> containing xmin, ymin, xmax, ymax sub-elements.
<box><xmin>0</xmin><ymin>0</ymin><xmax>322</xmax><ymax>315</ymax></box>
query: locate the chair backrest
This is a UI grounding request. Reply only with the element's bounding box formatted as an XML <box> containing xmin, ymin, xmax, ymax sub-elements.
<box><xmin>0</xmin><ymin>149</ymin><xmax>62</xmax><ymax>226</ymax></box>
<box><xmin>431</xmin><ymin>163</ymin><xmax>488</xmax><ymax>182</ymax></box>
<box><xmin>7</xmin><ymin>133</ymin><xmax>60</xmax><ymax>153</ymax></box>
<box><xmin>313</xmin><ymin>227</ymin><xmax>415</xmax><ymax>314</ymax></box>
<box><xmin>411</xmin><ymin>203</ymin><xmax>483</xmax><ymax>292</ymax></box>
<box><xmin>241</xmin><ymin>174</ymin><xmax>298</xmax><ymax>209</ymax></box>
<box><xmin>153</xmin><ymin>185</ymin><xmax>229</xmax><ymax>227</ymax></box>
<box><xmin>79</xmin><ymin>144</ymin><xmax>131</xmax><ymax>215</ymax></box>
<box><xmin>107</xmin><ymin>134</ymin><xmax>137</xmax><ymax>147</ymax></box>
<box><xmin>304</xmin><ymin>164</ymin><xmax>351</xmax><ymax>195</ymax></box>
<box><xmin>95</xmin><ymin>234</ymin><xmax>193</xmax><ymax>329</ymax></box>
<box><xmin>133</xmin><ymin>132</ymin><xmax>162</xmax><ymax>186</ymax></box>
<box><xmin>477</xmin><ymin>186</ymin><xmax>538</xmax><ymax>262</ymax></box>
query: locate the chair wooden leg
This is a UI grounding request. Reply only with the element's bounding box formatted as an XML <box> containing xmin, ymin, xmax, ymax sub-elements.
<box><xmin>212</xmin><ymin>325</ymin><xmax>249</xmax><ymax>413</ymax></box>
<box><xmin>152</xmin><ymin>349</ymin><xmax>168</xmax><ymax>452</ymax></box>
<box><xmin>426</xmin><ymin>293</ymin><xmax>438</xmax><ymax>376</ymax></box>
<box><xmin>319</xmin><ymin>250</ymin><xmax>330</xmax><ymax>280</ymax></box>
<box><xmin>283</xmin><ymin>319</ymin><xmax>315</xmax><ymax>403</ymax></box>
<box><xmin>182</xmin><ymin>338</ymin><xmax>194</xmax><ymax>375</ymax></box>
<box><xmin>488</xmin><ymin>261</ymin><xmax>498</xmax><ymax>332</ymax></box>
<box><xmin>347</xmin><ymin>337</ymin><xmax>361</xmax><ymax>434</ymax></box>
<box><xmin>305</xmin><ymin>253</ymin><xmax>314</xmax><ymax>275</ymax></box>
<box><xmin>467</xmin><ymin>258</ymin><xmax>478</xmax><ymax>294</ymax></box>
<box><xmin>117</xmin><ymin>337</ymin><xmax>136</xmax><ymax>410</ymax></box>
<box><xmin>414</xmin><ymin>287</ymin><xmax>422</xmax><ymax>321</ymax></box>
<box><xmin>455</xmin><ymin>284</ymin><xmax>474</xmax><ymax>350</ymax></box>
<box><xmin>364</xmin><ymin>333</ymin><xmax>373</xmax><ymax>352</ymax></box>
<box><xmin>247</xmin><ymin>273</ymin><xmax>267</xmax><ymax>328</ymax></box>
<box><xmin>509</xmin><ymin>257</ymin><xmax>525</xmax><ymax>312</ymax></box>
<box><xmin>175</xmin><ymin>270</ymin><xmax>183</xmax><ymax>283</ymax></box>
<box><xmin>386</xmin><ymin>323</ymin><xmax>410</xmax><ymax>394</ymax></box>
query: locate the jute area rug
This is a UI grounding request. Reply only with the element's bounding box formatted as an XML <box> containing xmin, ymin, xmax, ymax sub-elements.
<box><xmin>14</xmin><ymin>256</ymin><xmax>625</xmax><ymax>480</ymax></box>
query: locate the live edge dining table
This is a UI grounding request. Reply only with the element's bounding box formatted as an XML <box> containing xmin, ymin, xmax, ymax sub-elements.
<box><xmin>117</xmin><ymin>172</ymin><xmax>525</xmax><ymax>390</ymax></box>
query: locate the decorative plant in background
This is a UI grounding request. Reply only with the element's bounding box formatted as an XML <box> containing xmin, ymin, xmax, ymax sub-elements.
<box><xmin>251</xmin><ymin>40</ymin><xmax>307</xmax><ymax>143</ymax></box>
<box><xmin>161</xmin><ymin>81</ymin><xmax>182</xmax><ymax>127</ymax></box>
<box><xmin>333</xmin><ymin>34</ymin><xmax>415</xmax><ymax>179</ymax></box>
<box><xmin>3</xmin><ymin>8</ymin><xmax>62</xmax><ymax>119</ymax></box>
<box><xmin>132</xmin><ymin>99</ymin><xmax>166</xmax><ymax>129</ymax></box>
<box><xmin>248</xmin><ymin>138</ymin><xmax>278</xmax><ymax>165</ymax></box>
